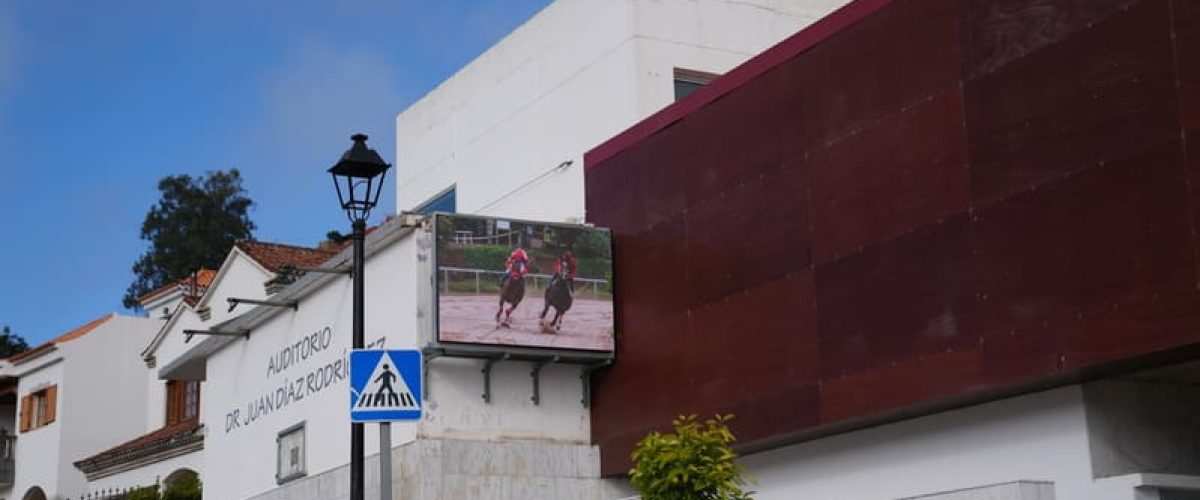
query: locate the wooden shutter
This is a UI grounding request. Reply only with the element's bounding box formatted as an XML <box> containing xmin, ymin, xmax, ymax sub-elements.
<box><xmin>43</xmin><ymin>385</ymin><xmax>57</xmax><ymax>424</ymax></box>
<box><xmin>166</xmin><ymin>381</ymin><xmax>181</xmax><ymax>425</ymax></box>
<box><xmin>18</xmin><ymin>395</ymin><xmax>30</xmax><ymax>432</ymax></box>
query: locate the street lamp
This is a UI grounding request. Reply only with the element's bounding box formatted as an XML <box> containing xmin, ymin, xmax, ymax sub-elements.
<box><xmin>329</xmin><ymin>133</ymin><xmax>390</xmax><ymax>500</ymax></box>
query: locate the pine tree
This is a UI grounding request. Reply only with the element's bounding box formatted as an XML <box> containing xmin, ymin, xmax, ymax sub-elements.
<box><xmin>123</xmin><ymin>169</ymin><xmax>256</xmax><ymax>309</ymax></box>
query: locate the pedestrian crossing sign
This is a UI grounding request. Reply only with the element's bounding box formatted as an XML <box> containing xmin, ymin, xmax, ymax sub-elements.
<box><xmin>349</xmin><ymin>349</ymin><xmax>422</xmax><ymax>422</ymax></box>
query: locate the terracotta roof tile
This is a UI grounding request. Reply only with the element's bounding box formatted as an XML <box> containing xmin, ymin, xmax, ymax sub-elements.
<box><xmin>8</xmin><ymin>313</ymin><xmax>115</xmax><ymax>363</ymax></box>
<box><xmin>74</xmin><ymin>420</ymin><xmax>203</xmax><ymax>474</ymax></box>
<box><xmin>136</xmin><ymin>268</ymin><xmax>218</xmax><ymax>304</ymax></box>
<box><xmin>235</xmin><ymin>240</ymin><xmax>337</xmax><ymax>272</ymax></box>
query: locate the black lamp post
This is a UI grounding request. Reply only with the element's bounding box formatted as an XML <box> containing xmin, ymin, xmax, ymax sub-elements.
<box><xmin>329</xmin><ymin>133</ymin><xmax>390</xmax><ymax>500</ymax></box>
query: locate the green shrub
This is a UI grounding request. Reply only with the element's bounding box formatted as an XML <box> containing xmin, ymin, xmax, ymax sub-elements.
<box><xmin>630</xmin><ymin>414</ymin><xmax>753</xmax><ymax>500</ymax></box>
<box><xmin>459</xmin><ymin>245</ymin><xmax>510</xmax><ymax>270</ymax></box>
<box><xmin>574</xmin><ymin>230</ymin><xmax>611</xmax><ymax>259</ymax></box>
<box><xmin>162</xmin><ymin>475</ymin><xmax>202</xmax><ymax>500</ymax></box>
<box><xmin>126</xmin><ymin>485</ymin><xmax>160</xmax><ymax>500</ymax></box>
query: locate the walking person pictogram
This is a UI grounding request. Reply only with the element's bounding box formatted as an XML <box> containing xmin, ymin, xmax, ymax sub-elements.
<box><xmin>350</xmin><ymin>350</ymin><xmax>422</xmax><ymax>421</ymax></box>
<box><xmin>373</xmin><ymin>364</ymin><xmax>402</xmax><ymax>407</ymax></box>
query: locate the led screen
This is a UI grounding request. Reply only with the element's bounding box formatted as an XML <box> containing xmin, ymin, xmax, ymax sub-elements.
<box><xmin>434</xmin><ymin>213</ymin><xmax>614</xmax><ymax>352</ymax></box>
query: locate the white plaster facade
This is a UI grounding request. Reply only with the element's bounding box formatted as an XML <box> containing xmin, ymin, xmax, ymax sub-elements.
<box><xmin>739</xmin><ymin>381</ymin><xmax>1200</xmax><ymax>500</ymax></box>
<box><xmin>395</xmin><ymin>0</ymin><xmax>849</xmax><ymax>221</ymax></box>
<box><xmin>0</xmin><ymin>314</ymin><xmax>161</xmax><ymax>500</ymax></box>
<box><xmin>72</xmin><ymin>244</ymin><xmax>312</xmax><ymax>497</ymax></box>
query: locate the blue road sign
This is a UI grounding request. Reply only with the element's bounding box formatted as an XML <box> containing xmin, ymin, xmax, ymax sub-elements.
<box><xmin>349</xmin><ymin>349</ymin><xmax>422</xmax><ymax>422</ymax></box>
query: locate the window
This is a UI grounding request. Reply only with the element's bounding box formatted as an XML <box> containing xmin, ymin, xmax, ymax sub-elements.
<box><xmin>165</xmin><ymin>380</ymin><xmax>200</xmax><ymax>426</ymax></box>
<box><xmin>276</xmin><ymin>422</ymin><xmax>306</xmax><ymax>484</ymax></box>
<box><xmin>673</xmin><ymin>67</ymin><xmax>721</xmax><ymax>101</ymax></box>
<box><xmin>413</xmin><ymin>186</ymin><xmax>456</xmax><ymax>216</ymax></box>
<box><xmin>19</xmin><ymin>385</ymin><xmax>56</xmax><ymax>432</ymax></box>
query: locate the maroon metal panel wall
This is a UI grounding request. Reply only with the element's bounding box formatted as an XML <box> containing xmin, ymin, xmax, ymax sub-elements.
<box><xmin>585</xmin><ymin>0</ymin><xmax>1200</xmax><ymax>476</ymax></box>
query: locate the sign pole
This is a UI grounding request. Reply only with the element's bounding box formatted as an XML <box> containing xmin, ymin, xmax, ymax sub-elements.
<box><xmin>379</xmin><ymin>422</ymin><xmax>393</xmax><ymax>500</ymax></box>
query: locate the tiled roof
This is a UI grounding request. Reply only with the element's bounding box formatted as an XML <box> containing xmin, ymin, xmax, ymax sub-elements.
<box><xmin>235</xmin><ymin>240</ymin><xmax>337</xmax><ymax>272</ymax></box>
<box><xmin>74</xmin><ymin>420</ymin><xmax>203</xmax><ymax>475</ymax></box>
<box><xmin>8</xmin><ymin>313</ymin><xmax>115</xmax><ymax>363</ymax></box>
<box><xmin>136</xmin><ymin>268</ymin><xmax>218</xmax><ymax>304</ymax></box>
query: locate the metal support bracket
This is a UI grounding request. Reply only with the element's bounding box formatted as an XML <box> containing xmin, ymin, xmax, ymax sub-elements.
<box><xmin>580</xmin><ymin>359</ymin><xmax>613</xmax><ymax>408</ymax></box>
<box><xmin>280</xmin><ymin>265</ymin><xmax>350</xmax><ymax>275</ymax></box>
<box><xmin>423</xmin><ymin>343</ymin><xmax>611</xmax><ymax>407</ymax></box>
<box><xmin>422</xmin><ymin>349</ymin><xmax>442</xmax><ymax>401</ymax></box>
<box><xmin>481</xmin><ymin>354</ymin><xmax>509</xmax><ymax>403</ymax></box>
<box><xmin>183</xmin><ymin>328</ymin><xmax>250</xmax><ymax>343</ymax></box>
<box><xmin>530</xmin><ymin>356</ymin><xmax>560</xmax><ymax>405</ymax></box>
<box><xmin>227</xmin><ymin>297</ymin><xmax>299</xmax><ymax>313</ymax></box>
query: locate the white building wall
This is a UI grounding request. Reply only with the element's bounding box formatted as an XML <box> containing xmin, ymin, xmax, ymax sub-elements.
<box><xmin>57</xmin><ymin>316</ymin><xmax>160</xmax><ymax>498</ymax></box>
<box><xmin>741</xmin><ymin>386</ymin><xmax>1141</xmax><ymax>500</ymax></box>
<box><xmin>629</xmin><ymin>0</ymin><xmax>848</xmax><ymax>111</ymax></box>
<box><xmin>395</xmin><ymin>0</ymin><xmax>847</xmax><ymax>221</ymax></box>
<box><xmin>11</xmin><ymin>358</ymin><xmax>65</xmax><ymax>500</ymax></box>
<box><xmin>203</xmin><ymin>236</ymin><xmax>415</xmax><ymax>500</ymax></box>
<box><xmin>144</xmin><ymin>311</ymin><xmax>210</xmax><ymax>430</ymax></box>
<box><xmin>201</xmin><ymin>224</ymin><xmax>599</xmax><ymax>500</ymax></box>
<box><xmin>198</xmin><ymin>253</ymin><xmax>274</xmax><ymax>327</ymax></box>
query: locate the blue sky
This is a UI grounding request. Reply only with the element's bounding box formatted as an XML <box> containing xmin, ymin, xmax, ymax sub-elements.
<box><xmin>0</xmin><ymin>1</ymin><xmax>551</xmax><ymax>346</ymax></box>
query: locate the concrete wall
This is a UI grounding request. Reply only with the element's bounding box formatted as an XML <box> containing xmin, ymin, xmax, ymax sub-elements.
<box><xmin>899</xmin><ymin>481</ymin><xmax>1055</xmax><ymax>500</ymax></box>
<box><xmin>740</xmin><ymin>386</ymin><xmax>1176</xmax><ymax>500</ymax></box>
<box><xmin>629</xmin><ymin>0</ymin><xmax>846</xmax><ymax>113</ymax></box>
<box><xmin>248</xmin><ymin>438</ymin><xmax>632</xmax><ymax>500</ymax></box>
<box><xmin>57</xmin><ymin>315</ymin><xmax>160</xmax><ymax>498</ymax></box>
<box><xmin>394</xmin><ymin>0</ymin><xmax>846</xmax><ymax>222</ymax></box>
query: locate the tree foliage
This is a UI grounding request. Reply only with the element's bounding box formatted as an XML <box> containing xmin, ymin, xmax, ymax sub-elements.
<box><xmin>630</xmin><ymin>414</ymin><xmax>753</xmax><ymax>500</ymax></box>
<box><xmin>123</xmin><ymin>169</ymin><xmax>255</xmax><ymax>309</ymax></box>
<box><xmin>0</xmin><ymin>326</ymin><xmax>30</xmax><ymax>358</ymax></box>
<box><xmin>162</xmin><ymin>474</ymin><xmax>202</xmax><ymax>500</ymax></box>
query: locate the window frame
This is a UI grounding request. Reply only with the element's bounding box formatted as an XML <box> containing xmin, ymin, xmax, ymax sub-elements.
<box><xmin>673</xmin><ymin>67</ymin><xmax>721</xmax><ymax>101</ymax></box>
<box><xmin>20</xmin><ymin>385</ymin><xmax>57</xmax><ymax>432</ymax></box>
<box><xmin>412</xmin><ymin>185</ymin><xmax>456</xmax><ymax>216</ymax></box>
<box><xmin>165</xmin><ymin>380</ymin><xmax>201</xmax><ymax>426</ymax></box>
<box><xmin>276</xmin><ymin>421</ymin><xmax>307</xmax><ymax>485</ymax></box>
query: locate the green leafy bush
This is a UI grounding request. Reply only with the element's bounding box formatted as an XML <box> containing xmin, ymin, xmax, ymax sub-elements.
<box><xmin>574</xmin><ymin>230</ymin><xmax>611</xmax><ymax>259</ymax></box>
<box><xmin>630</xmin><ymin>414</ymin><xmax>753</xmax><ymax>500</ymax></box>
<box><xmin>162</xmin><ymin>475</ymin><xmax>202</xmax><ymax>500</ymax></box>
<box><xmin>126</xmin><ymin>485</ymin><xmax>160</xmax><ymax>500</ymax></box>
<box><xmin>459</xmin><ymin>245</ymin><xmax>511</xmax><ymax>270</ymax></box>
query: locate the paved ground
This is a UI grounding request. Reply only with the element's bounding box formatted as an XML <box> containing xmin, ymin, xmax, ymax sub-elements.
<box><xmin>438</xmin><ymin>294</ymin><xmax>614</xmax><ymax>351</ymax></box>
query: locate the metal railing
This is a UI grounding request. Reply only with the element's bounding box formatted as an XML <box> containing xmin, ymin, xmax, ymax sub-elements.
<box><xmin>437</xmin><ymin>267</ymin><xmax>608</xmax><ymax>300</ymax></box>
<box><xmin>76</xmin><ymin>482</ymin><xmax>159</xmax><ymax>500</ymax></box>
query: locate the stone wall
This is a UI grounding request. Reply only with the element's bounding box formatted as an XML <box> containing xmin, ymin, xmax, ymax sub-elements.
<box><xmin>249</xmin><ymin>438</ymin><xmax>634</xmax><ymax>500</ymax></box>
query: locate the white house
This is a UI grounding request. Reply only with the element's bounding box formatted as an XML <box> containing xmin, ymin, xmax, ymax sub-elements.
<box><xmin>0</xmin><ymin>313</ymin><xmax>161</xmax><ymax>500</ymax></box>
<box><xmin>72</xmin><ymin>241</ymin><xmax>336</xmax><ymax>497</ymax></box>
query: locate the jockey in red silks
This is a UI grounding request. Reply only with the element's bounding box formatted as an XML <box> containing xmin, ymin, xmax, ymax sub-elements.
<box><xmin>550</xmin><ymin>249</ymin><xmax>577</xmax><ymax>296</ymax></box>
<box><xmin>500</xmin><ymin>247</ymin><xmax>530</xmax><ymax>286</ymax></box>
